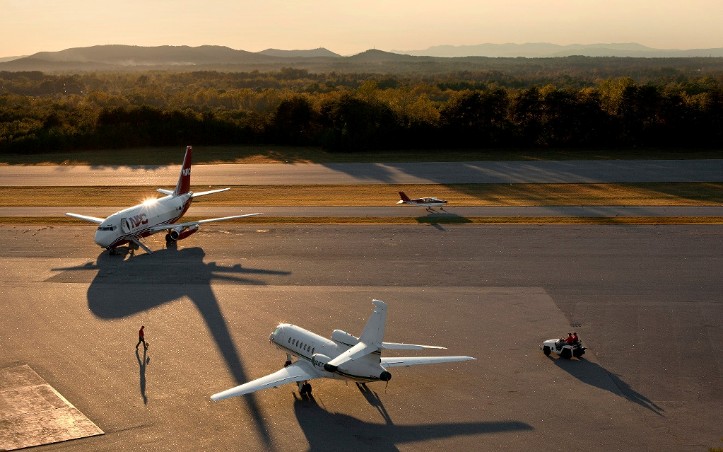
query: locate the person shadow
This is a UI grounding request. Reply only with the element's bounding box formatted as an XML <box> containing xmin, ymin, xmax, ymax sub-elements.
<box><xmin>551</xmin><ymin>356</ymin><xmax>664</xmax><ymax>415</ymax></box>
<box><xmin>135</xmin><ymin>347</ymin><xmax>149</xmax><ymax>405</ymax></box>
<box><xmin>50</xmin><ymin>245</ymin><xmax>292</xmax><ymax>447</ymax></box>
<box><xmin>292</xmin><ymin>393</ymin><xmax>533</xmax><ymax>451</ymax></box>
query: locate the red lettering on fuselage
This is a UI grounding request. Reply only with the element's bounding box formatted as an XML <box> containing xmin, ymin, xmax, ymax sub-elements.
<box><xmin>125</xmin><ymin>213</ymin><xmax>149</xmax><ymax>231</ymax></box>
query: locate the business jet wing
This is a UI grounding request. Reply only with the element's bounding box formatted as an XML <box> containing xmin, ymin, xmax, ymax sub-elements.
<box><xmin>381</xmin><ymin>342</ymin><xmax>447</xmax><ymax>351</ymax></box>
<box><xmin>210</xmin><ymin>360</ymin><xmax>319</xmax><ymax>401</ymax></box>
<box><xmin>65</xmin><ymin>213</ymin><xmax>105</xmax><ymax>224</ymax></box>
<box><xmin>156</xmin><ymin>188</ymin><xmax>230</xmax><ymax>197</ymax></box>
<box><xmin>145</xmin><ymin>213</ymin><xmax>261</xmax><ymax>234</ymax></box>
<box><xmin>381</xmin><ymin>356</ymin><xmax>476</xmax><ymax>368</ymax></box>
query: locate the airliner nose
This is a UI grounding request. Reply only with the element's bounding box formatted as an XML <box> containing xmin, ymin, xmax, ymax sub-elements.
<box><xmin>94</xmin><ymin>221</ymin><xmax>117</xmax><ymax>248</ymax></box>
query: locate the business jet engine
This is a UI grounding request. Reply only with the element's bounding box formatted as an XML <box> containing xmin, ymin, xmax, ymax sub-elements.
<box><xmin>168</xmin><ymin>224</ymin><xmax>199</xmax><ymax>242</ymax></box>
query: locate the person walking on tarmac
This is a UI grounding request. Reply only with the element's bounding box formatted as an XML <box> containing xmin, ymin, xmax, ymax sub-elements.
<box><xmin>136</xmin><ymin>325</ymin><xmax>148</xmax><ymax>350</ymax></box>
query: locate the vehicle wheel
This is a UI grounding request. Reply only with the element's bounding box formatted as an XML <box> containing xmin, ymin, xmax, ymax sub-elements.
<box><xmin>573</xmin><ymin>348</ymin><xmax>582</xmax><ymax>358</ymax></box>
<box><xmin>543</xmin><ymin>346</ymin><xmax>551</xmax><ymax>356</ymax></box>
<box><xmin>560</xmin><ymin>348</ymin><xmax>572</xmax><ymax>359</ymax></box>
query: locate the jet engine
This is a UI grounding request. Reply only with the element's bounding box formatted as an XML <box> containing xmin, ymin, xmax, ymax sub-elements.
<box><xmin>168</xmin><ymin>224</ymin><xmax>199</xmax><ymax>241</ymax></box>
<box><xmin>331</xmin><ymin>329</ymin><xmax>359</xmax><ymax>346</ymax></box>
<box><xmin>311</xmin><ymin>353</ymin><xmax>332</xmax><ymax>370</ymax></box>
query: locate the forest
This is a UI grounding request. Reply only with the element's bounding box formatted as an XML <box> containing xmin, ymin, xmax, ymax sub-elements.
<box><xmin>1</xmin><ymin>65</ymin><xmax>722</xmax><ymax>154</ymax></box>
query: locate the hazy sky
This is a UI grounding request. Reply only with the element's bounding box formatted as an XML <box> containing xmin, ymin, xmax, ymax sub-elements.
<box><xmin>1</xmin><ymin>0</ymin><xmax>721</xmax><ymax>57</ymax></box>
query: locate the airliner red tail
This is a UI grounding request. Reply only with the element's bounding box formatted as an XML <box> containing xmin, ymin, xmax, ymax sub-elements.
<box><xmin>174</xmin><ymin>146</ymin><xmax>193</xmax><ymax>196</ymax></box>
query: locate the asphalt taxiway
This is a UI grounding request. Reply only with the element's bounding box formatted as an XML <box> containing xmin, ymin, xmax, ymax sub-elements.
<box><xmin>1</xmin><ymin>159</ymin><xmax>722</xmax><ymax>186</ymax></box>
<box><xmin>0</xmin><ymin>223</ymin><xmax>720</xmax><ymax>451</ymax></box>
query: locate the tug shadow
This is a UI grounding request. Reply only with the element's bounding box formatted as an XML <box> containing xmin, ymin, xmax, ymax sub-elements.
<box><xmin>292</xmin><ymin>394</ymin><xmax>532</xmax><ymax>451</ymax></box>
<box><xmin>552</xmin><ymin>357</ymin><xmax>664</xmax><ymax>415</ymax></box>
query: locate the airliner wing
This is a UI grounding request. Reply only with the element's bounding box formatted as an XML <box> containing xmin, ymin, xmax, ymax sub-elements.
<box><xmin>65</xmin><ymin>213</ymin><xmax>105</xmax><ymax>224</ymax></box>
<box><xmin>380</xmin><ymin>356</ymin><xmax>476</xmax><ymax>368</ymax></box>
<box><xmin>192</xmin><ymin>188</ymin><xmax>230</xmax><ymax>197</ymax></box>
<box><xmin>145</xmin><ymin>213</ymin><xmax>261</xmax><ymax>234</ymax></box>
<box><xmin>194</xmin><ymin>213</ymin><xmax>260</xmax><ymax>224</ymax></box>
<box><xmin>210</xmin><ymin>360</ymin><xmax>318</xmax><ymax>401</ymax></box>
<box><xmin>157</xmin><ymin>188</ymin><xmax>228</xmax><ymax>197</ymax></box>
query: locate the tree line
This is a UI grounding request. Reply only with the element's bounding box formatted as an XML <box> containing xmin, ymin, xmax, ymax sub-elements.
<box><xmin>1</xmin><ymin>69</ymin><xmax>721</xmax><ymax>153</ymax></box>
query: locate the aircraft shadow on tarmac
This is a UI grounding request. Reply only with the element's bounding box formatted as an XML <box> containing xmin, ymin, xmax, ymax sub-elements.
<box><xmin>292</xmin><ymin>394</ymin><xmax>532</xmax><ymax>451</ymax></box>
<box><xmin>552</xmin><ymin>357</ymin><xmax>663</xmax><ymax>415</ymax></box>
<box><xmin>415</xmin><ymin>212</ymin><xmax>472</xmax><ymax>230</ymax></box>
<box><xmin>50</xmin><ymin>245</ymin><xmax>292</xmax><ymax>447</ymax></box>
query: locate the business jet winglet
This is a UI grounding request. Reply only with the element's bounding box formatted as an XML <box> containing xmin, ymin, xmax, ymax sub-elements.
<box><xmin>211</xmin><ymin>299</ymin><xmax>475</xmax><ymax>400</ymax></box>
<box><xmin>66</xmin><ymin>146</ymin><xmax>260</xmax><ymax>254</ymax></box>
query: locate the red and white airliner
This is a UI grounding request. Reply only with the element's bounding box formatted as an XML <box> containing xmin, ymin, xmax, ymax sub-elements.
<box><xmin>397</xmin><ymin>191</ymin><xmax>448</xmax><ymax>212</ymax></box>
<box><xmin>66</xmin><ymin>146</ymin><xmax>259</xmax><ymax>254</ymax></box>
<box><xmin>211</xmin><ymin>299</ymin><xmax>474</xmax><ymax>400</ymax></box>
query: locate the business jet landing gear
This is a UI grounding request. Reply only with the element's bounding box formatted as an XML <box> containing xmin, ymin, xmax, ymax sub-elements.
<box><xmin>284</xmin><ymin>353</ymin><xmax>292</xmax><ymax>367</ymax></box>
<box><xmin>298</xmin><ymin>381</ymin><xmax>312</xmax><ymax>396</ymax></box>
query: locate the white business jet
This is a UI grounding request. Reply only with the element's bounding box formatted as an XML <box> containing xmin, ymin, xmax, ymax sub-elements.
<box><xmin>211</xmin><ymin>299</ymin><xmax>475</xmax><ymax>400</ymax></box>
<box><xmin>397</xmin><ymin>191</ymin><xmax>448</xmax><ymax>212</ymax></box>
<box><xmin>66</xmin><ymin>146</ymin><xmax>259</xmax><ymax>254</ymax></box>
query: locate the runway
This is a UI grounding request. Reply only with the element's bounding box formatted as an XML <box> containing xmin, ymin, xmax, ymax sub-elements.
<box><xmin>1</xmin><ymin>159</ymin><xmax>722</xmax><ymax>186</ymax></box>
<box><xmin>0</xmin><ymin>223</ymin><xmax>720</xmax><ymax>451</ymax></box>
<box><xmin>3</xmin><ymin>205</ymin><xmax>723</xmax><ymax>218</ymax></box>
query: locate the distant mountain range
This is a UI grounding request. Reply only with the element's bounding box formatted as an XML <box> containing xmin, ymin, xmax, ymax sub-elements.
<box><xmin>1</xmin><ymin>44</ymin><xmax>722</xmax><ymax>73</ymax></box>
<box><xmin>396</xmin><ymin>42</ymin><xmax>723</xmax><ymax>58</ymax></box>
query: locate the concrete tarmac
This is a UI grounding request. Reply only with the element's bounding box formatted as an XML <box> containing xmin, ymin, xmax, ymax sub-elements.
<box><xmin>1</xmin><ymin>159</ymin><xmax>722</xmax><ymax>186</ymax></box>
<box><xmin>3</xmin><ymin>205</ymin><xmax>723</xmax><ymax>218</ymax></box>
<box><xmin>0</xmin><ymin>224</ymin><xmax>720</xmax><ymax>451</ymax></box>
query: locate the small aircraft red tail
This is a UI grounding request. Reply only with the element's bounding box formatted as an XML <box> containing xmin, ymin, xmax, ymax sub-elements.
<box><xmin>173</xmin><ymin>146</ymin><xmax>192</xmax><ymax>196</ymax></box>
<box><xmin>398</xmin><ymin>191</ymin><xmax>411</xmax><ymax>202</ymax></box>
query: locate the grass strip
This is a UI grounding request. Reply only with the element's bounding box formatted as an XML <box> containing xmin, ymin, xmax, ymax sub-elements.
<box><xmin>1</xmin><ymin>216</ymin><xmax>721</xmax><ymax>225</ymax></box>
<box><xmin>2</xmin><ymin>183</ymin><xmax>722</xmax><ymax>207</ymax></box>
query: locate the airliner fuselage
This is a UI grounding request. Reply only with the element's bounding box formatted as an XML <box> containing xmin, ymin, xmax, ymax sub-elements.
<box><xmin>94</xmin><ymin>193</ymin><xmax>191</xmax><ymax>249</ymax></box>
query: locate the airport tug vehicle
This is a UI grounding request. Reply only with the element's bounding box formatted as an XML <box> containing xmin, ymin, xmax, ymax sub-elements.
<box><xmin>542</xmin><ymin>336</ymin><xmax>586</xmax><ymax>359</ymax></box>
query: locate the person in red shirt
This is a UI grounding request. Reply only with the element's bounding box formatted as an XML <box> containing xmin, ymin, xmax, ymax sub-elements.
<box><xmin>136</xmin><ymin>325</ymin><xmax>148</xmax><ymax>350</ymax></box>
<box><xmin>565</xmin><ymin>332</ymin><xmax>575</xmax><ymax>345</ymax></box>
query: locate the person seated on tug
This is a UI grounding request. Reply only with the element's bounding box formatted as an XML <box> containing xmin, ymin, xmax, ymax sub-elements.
<box><xmin>564</xmin><ymin>332</ymin><xmax>576</xmax><ymax>345</ymax></box>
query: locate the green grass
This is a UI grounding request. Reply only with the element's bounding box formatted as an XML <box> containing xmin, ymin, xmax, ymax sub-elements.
<box><xmin>2</xmin><ymin>183</ymin><xmax>721</xmax><ymax>207</ymax></box>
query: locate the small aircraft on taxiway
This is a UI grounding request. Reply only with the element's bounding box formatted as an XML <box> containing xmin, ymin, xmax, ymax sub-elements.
<box><xmin>211</xmin><ymin>299</ymin><xmax>475</xmax><ymax>400</ymax></box>
<box><xmin>397</xmin><ymin>191</ymin><xmax>448</xmax><ymax>213</ymax></box>
<box><xmin>66</xmin><ymin>146</ymin><xmax>260</xmax><ymax>254</ymax></box>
